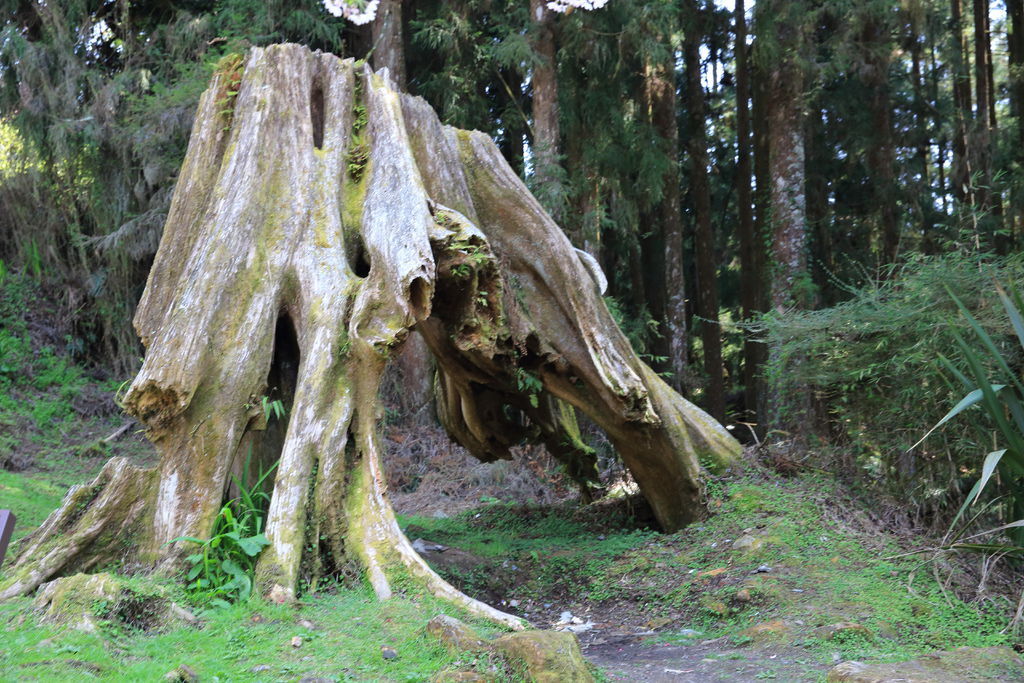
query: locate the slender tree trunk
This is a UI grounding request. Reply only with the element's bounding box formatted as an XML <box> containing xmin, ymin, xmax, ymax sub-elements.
<box><xmin>951</xmin><ymin>0</ymin><xmax>973</xmax><ymax>205</ymax></box>
<box><xmin>765</xmin><ymin>33</ymin><xmax>808</xmax><ymax>308</ymax></box>
<box><xmin>683</xmin><ymin>0</ymin><xmax>723</xmax><ymax>419</ymax></box>
<box><xmin>530</xmin><ymin>0</ymin><xmax>564</xmax><ymax>220</ymax></box>
<box><xmin>805</xmin><ymin>103</ymin><xmax>830</xmax><ymax>303</ymax></box>
<box><xmin>1009</xmin><ymin>0</ymin><xmax>1024</xmax><ymax>246</ymax></box>
<box><xmin>371</xmin><ymin>0</ymin><xmax>406</xmax><ymax>88</ymax></box>
<box><xmin>736</xmin><ymin>0</ymin><xmax>761</xmax><ymax>423</ymax></box>
<box><xmin>911</xmin><ymin>29</ymin><xmax>934</xmax><ymax>251</ymax></box>
<box><xmin>973</xmin><ymin>0</ymin><xmax>993</xmax><ymax>221</ymax></box>
<box><xmin>863</xmin><ymin>15</ymin><xmax>899</xmax><ymax>265</ymax></box>
<box><xmin>752</xmin><ymin>44</ymin><xmax>772</xmax><ymax>428</ymax></box>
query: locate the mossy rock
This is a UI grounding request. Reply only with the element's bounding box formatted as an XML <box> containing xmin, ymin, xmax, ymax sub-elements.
<box><xmin>426</xmin><ymin>614</ymin><xmax>491</xmax><ymax>653</ymax></box>
<box><xmin>493</xmin><ymin>630</ymin><xmax>593</xmax><ymax>683</ymax></box>
<box><xmin>827</xmin><ymin>646</ymin><xmax>1024</xmax><ymax>682</ymax></box>
<box><xmin>33</xmin><ymin>572</ymin><xmax>176</xmax><ymax>633</ymax></box>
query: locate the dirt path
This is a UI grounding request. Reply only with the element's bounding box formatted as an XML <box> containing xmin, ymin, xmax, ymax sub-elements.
<box><xmin>584</xmin><ymin>636</ymin><xmax>821</xmax><ymax>681</ymax></box>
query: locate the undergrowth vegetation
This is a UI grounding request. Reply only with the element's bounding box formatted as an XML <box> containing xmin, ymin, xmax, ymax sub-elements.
<box><xmin>762</xmin><ymin>253</ymin><xmax>1024</xmax><ymax>522</ymax></box>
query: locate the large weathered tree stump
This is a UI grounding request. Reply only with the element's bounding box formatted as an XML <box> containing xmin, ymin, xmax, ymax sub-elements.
<box><xmin>0</xmin><ymin>45</ymin><xmax>739</xmax><ymax>625</ymax></box>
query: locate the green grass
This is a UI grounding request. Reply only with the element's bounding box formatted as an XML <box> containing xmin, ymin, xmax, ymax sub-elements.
<box><xmin>0</xmin><ymin>470</ymin><xmax>65</xmax><ymax>541</ymax></box>
<box><xmin>402</xmin><ymin>472</ymin><xmax>1017</xmax><ymax>666</ymax></box>
<box><xmin>0</xmin><ymin>583</ymin><xmax>509</xmax><ymax>681</ymax></box>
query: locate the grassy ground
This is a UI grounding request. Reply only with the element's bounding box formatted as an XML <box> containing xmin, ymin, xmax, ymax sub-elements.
<box><xmin>401</xmin><ymin>471</ymin><xmax>1017</xmax><ymax>665</ymax></box>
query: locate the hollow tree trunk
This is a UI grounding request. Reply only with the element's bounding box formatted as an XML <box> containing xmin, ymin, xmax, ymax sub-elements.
<box><xmin>0</xmin><ymin>45</ymin><xmax>739</xmax><ymax>619</ymax></box>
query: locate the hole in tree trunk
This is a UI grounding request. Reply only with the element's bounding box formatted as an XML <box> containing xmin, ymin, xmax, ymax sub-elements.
<box><xmin>350</xmin><ymin>241</ymin><xmax>371</xmax><ymax>278</ymax></box>
<box><xmin>408</xmin><ymin>276</ymin><xmax>430</xmax><ymax>321</ymax></box>
<box><xmin>310</xmin><ymin>79</ymin><xmax>325</xmax><ymax>150</ymax></box>
<box><xmin>231</xmin><ymin>312</ymin><xmax>300</xmax><ymax>499</ymax></box>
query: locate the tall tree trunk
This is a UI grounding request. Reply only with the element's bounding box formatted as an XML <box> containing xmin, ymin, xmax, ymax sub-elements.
<box><xmin>736</xmin><ymin>0</ymin><xmax>761</xmax><ymax>423</ymax></box>
<box><xmin>641</xmin><ymin>37</ymin><xmax>688</xmax><ymax>393</ymax></box>
<box><xmin>951</xmin><ymin>0</ymin><xmax>973</xmax><ymax>206</ymax></box>
<box><xmin>752</xmin><ymin>42</ymin><xmax>772</xmax><ymax>428</ymax></box>
<box><xmin>1009</xmin><ymin>0</ymin><xmax>1024</xmax><ymax>246</ymax></box>
<box><xmin>763</xmin><ymin>16</ymin><xmax>808</xmax><ymax>309</ymax></box>
<box><xmin>863</xmin><ymin>14</ymin><xmax>899</xmax><ymax>265</ymax></box>
<box><xmin>683</xmin><ymin>0</ymin><xmax>723</xmax><ymax>420</ymax></box>
<box><xmin>972</xmin><ymin>0</ymin><xmax>993</xmax><ymax>222</ymax></box>
<box><xmin>0</xmin><ymin>45</ymin><xmax>740</xmax><ymax>609</ymax></box>
<box><xmin>530</xmin><ymin>0</ymin><xmax>564</xmax><ymax>220</ymax></box>
<box><xmin>911</xmin><ymin>27</ymin><xmax>934</xmax><ymax>252</ymax></box>
<box><xmin>805</xmin><ymin>103</ymin><xmax>831</xmax><ymax>303</ymax></box>
<box><xmin>371</xmin><ymin>0</ymin><xmax>406</xmax><ymax>88</ymax></box>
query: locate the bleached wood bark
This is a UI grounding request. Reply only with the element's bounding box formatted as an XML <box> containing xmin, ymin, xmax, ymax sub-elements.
<box><xmin>0</xmin><ymin>45</ymin><xmax>739</xmax><ymax>620</ymax></box>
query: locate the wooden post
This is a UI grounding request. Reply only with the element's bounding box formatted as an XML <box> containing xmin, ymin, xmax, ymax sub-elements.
<box><xmin>0</xmin><ymin>510</ymin><xmax>15</xmax><ymax>568</ymax></box>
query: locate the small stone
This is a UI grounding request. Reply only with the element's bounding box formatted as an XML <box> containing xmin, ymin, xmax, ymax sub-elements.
<box><xmin>298</xmin><ymin>618</ymin><xmax>316</xmax><ymax>630</ymax></box>
<box><xmin>732</xmin><ymin>534</ymin><xmax>763</xmax><ymax>552</ymax></box>
<box><xmin>645</xmin><ymin>616</ymin><xmax>672</xmax><ymax>630</ymax></box>
<box><xmin>426</xmin><ymin>615</ymin><xmax>490</xmax><ymax>653</ymax></box>
<box><xmin>493</xmin><ymin>631</ymin><xmax>593</xmax><ymax>682</ymax></box>
<box><xmin>559</xmin><ymin>611</ymin><xmax>574</xmax><ymax>623</ymax></box>
<box><xmin>381</xmin><ymin>645</ymin><xmax>398</xmax><ymax>660</ymax></box>
<box><xmin>508</xmin><ymin>599</ymin><xmax>520</xmax><ymax>607</ymax></box>
<box><xmin>735</xmin><ymin>589</ymin><xmax>752</xmax><ymax>603</ymax></box>
<box><xmin>696</xmin><ymin>567</ymin><xmax>727</xmax><ymax>580</ymax></box>
<box><xmin>163</xmin><ymin>665</ymin><xmax>199</xmax><ymax>682</ymax></box>
<box><xmin>291</xmin><ymin>636</ymin><xmax>303</xmax><ymax>648</ymax></box>
<box><xmin>754</xmin><ymin>564</ymin><xmax>771</xmax><ymax>573</ymax></box>
<box><xmin>267</xmin><ymin>584</ymin><xmax>290</xmax><ymax>604</ymax></box>
<box><xmin>738</xmin><ymin>620</ymin><xmax>790</xmax><ymax>643</ymax></box>
<box><xmin>249</xmin><ymin>665</ymin><xmax>272</xmax><ymax>673</ymax></box>
<box><xmin>169</xmin><ymin>603</ymin><xmax>199</xmax><ymax>625</ymax></box>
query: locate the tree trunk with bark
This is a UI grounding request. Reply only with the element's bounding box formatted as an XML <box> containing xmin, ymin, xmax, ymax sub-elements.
<box><xmin>641</xmin><ymin>41</ymin><xmax>688</xmax><ymax>394</ymax></box>
<box><xmin>0</xmin><ymin>45</ymin><xmax>740</xmax><ymax>619</ymax></box>
<box><xmin>765</xmin><ymin>33</ymin><xmax>808</xmax><ymax>309</ymax></box>
<box><xmin>862</xmin><ymin>13</ymin><xmax>899</xmax><ymax>265</ymax></box>
<box><xmin>736</xmin><ymin>0</ymin><xmax>762</xmax><ymax>423</ymax></box>
<box><xmin>371</xmin><ymin>0</ymin><xmax>406</xmax><ymax>89</ymax></box>
<box><xmin>951</xmin><ymin>0</ymin><xmax>973</xmax><ymax>206</ymax></box>
<box><xmin>530</xmin><ymin>0</ymin><xmax>564</xmax><ymax>221</ymax></box>
<box><xmin>683</xmin><ymin>0</ymin><xmax>724</xmax><ymax>421</ymax></box>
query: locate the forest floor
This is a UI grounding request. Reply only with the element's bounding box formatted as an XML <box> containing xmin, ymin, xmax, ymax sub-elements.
<box><xmin>1</xmin><ymin>280</ymin><xmax>1024</xmax><ymax>681</ymax></box>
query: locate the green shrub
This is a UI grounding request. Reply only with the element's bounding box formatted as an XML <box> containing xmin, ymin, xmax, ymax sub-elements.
<box><xmin>761</xmin><ymin>253</ymin><xmax>1024</xmax><ymax>514</ymax></box>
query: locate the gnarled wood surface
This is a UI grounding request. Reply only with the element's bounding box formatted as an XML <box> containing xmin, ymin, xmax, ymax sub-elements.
<box><xmin>0</xmin><ymin>45</ymin><xmax>739</xmax><ymax>623</ymax></box>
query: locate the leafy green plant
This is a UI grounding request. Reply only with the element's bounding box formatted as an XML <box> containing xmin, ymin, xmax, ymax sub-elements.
<box><xmin>171</xmin><ymin>451</ymin><xmax>277</xmax><ymax>607</ymax></box>
<box><xmin>915</xmin><ymin>282</ymin><xmax>1024</xmax><ymax>549</ymax></box>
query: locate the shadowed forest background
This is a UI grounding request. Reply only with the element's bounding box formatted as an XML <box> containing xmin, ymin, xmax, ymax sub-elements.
<box><xmin>3</xmin><ymin>0</ymin><xmax>1024</xmax><ymax>680</ymax></box>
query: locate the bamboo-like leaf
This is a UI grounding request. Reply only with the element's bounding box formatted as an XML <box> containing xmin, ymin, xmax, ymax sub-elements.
<box><xmin>909</xmin><ymin>387</ymin><xmax>1004</xmax><ymax>451</ymax></box>
<box><xmin>969</xmin><ymin>450</ymin><xmax>1007</xmax><ymax>505</ymax></box>
<box><xmin>996</xmin><ymin>283</ymin><xmax>1024</xmax><ymax>351</ymax></box>
<box><xmin>948</xmin><ymin>287</ymin><xmax>1024</xmax><ymax>396</ymax></box>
